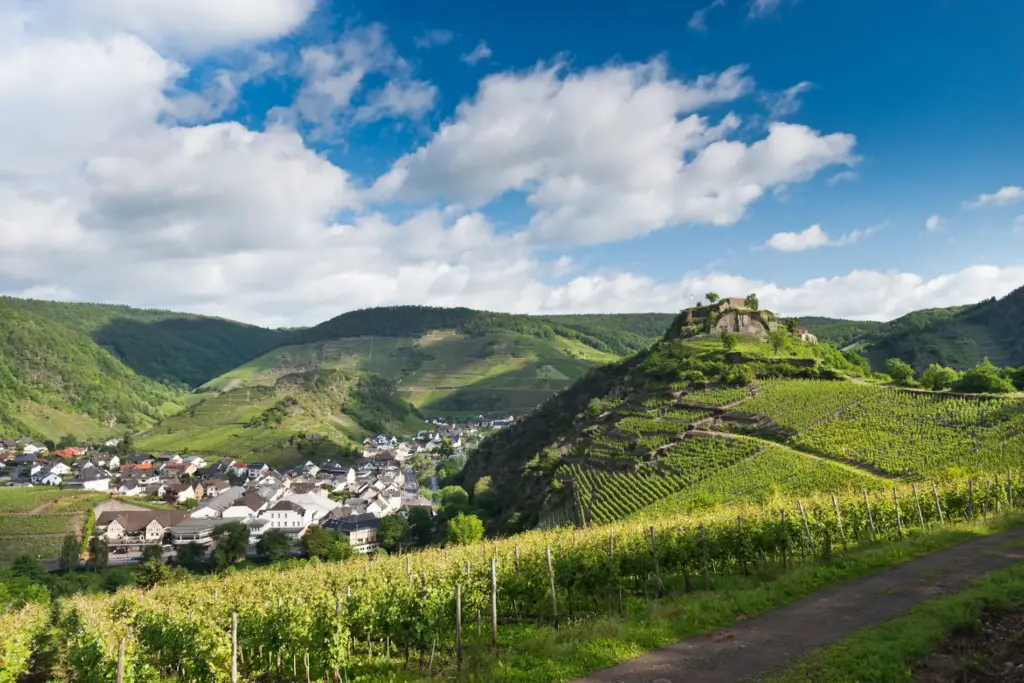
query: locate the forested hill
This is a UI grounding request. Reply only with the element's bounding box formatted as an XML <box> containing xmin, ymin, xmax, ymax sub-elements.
<box><xmin>2</xmin><ymin>298</ymin><xmax>295</xmax><ymax>387</ymax></box>
<box><xmin>0</xmin><ymin>299</ymin><xmax>186</xmax><ymax>440</ymax></box>
<box><xmin>295</xmin><ymin>306</ymin><xmax>672</xmax><ymax>356</ymax></box>
<box><xmin>799</xmin><ymin>285</ymin><xmax>1024</xmax><ymax>371</ymax></box>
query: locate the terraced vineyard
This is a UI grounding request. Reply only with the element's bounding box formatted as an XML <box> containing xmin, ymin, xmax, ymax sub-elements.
<box><xmin>638</xmin><ymin>443</ymin><xmax>891</xmax><ymax>517</ymax></box>
<box><xmin>794</xmin><ymin>391</ymin><xmax>1020</xmax><ymax>477</ymax></box>
<box><xmin>564</xmin><ymin>436</ymin><xmax>762</xmax><ymax>523</ymax></box>
<box><xmin>729</xmin><ymin>379</ymin><xmax>878</xmax><ymax>431</ymax></box>
<box><xmin>0</xmin><ymin>490</ymin><xmax>106</xmax><ymax>563</ymax></box>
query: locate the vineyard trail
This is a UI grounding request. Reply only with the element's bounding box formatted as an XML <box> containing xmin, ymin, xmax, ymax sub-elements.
<box><xmin>572</xmin><ymin>525</ymin><xmax>1024</xmax><ymax>683</ymax></box>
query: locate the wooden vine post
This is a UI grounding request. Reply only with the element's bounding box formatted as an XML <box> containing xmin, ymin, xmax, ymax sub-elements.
<box><xmin>455</xmin><ymin>584</ymin><xmax>463</xmax><ymax>670</ymax></box>
<box><xmin>893</xmin><ymin>488</ymin><xmax>904</xmax><ymax>539</ymax></box>
<box><xmin>1008</xmin><ymin>470</ymin><xmax>1015</xmax><ymax>509</ymax></box>
<box><xmin>831</xmin><ymin>495</ymin><xmax>847</xmax><ymax>551</ymax></box>
<box><xmin>490</xmin><ymin>556</ymin><xmax>498</xmax><ymax>653</ymax></box>
<box><xmin>231</xmin><ymin>612</ymin><xmax>238</xmax><ymax>683</ymax></box>
<box><xmin>780</xmin><ymin>509</ymin><xmax>787</xmax><ymax>569</ymax></box>
<box><xmin>863</xmin><ymin>490</ymin><xmax>876</xmax><ymax>540</ymax></box>
<box><xmin>968</xmin><ymin>478</ymin><xmax>975</xmax><ymax>520</ymax></box>
<box><xmin>797</xmin><ymin>500</ymin><xmax>815</xmax><ymax>551</ymax></box>
<box><xmin>608</xmin><ymin>535</ymin><xmax>616</xmax><ymax>617</ymax></box>
<box><xmin>912</xmin><ymin>483</ymin><xmax>926</xmax><ymax>529</ymax></box>
<box><xmin>932</xmin><ymin>482</ymin><xmax>945</xmax><ymax>524</ymax></box>
<box><xmin>700</xmin><ymin>524</ymin><xmax>710</xmax><ymax>591</ymax></box>
<box><xmin>649</xmin><ymin>526</ymin><xmax>664</xmax><ymax>598</ymax></box>
<box><xmin>546</xmin><ymin>546</ymin><xmax>558</xmax><ymax>629</ymax></box>
<box><xmin>116</xmin><ymin>638</ymin><xmax>126</xmax><ymax>683</ymax></box>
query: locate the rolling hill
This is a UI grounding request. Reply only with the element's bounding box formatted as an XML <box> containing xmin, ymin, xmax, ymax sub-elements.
<box><xmin>798</xmin><ymin>285</ymin><xmax>1024</xmax><ymax>372</ymax></box>
<box><xmin>0</xmin><ymin>299</ymin><xmax>188</xmax><ymax>441</ymax></box>
<box><xmin>2</xmin><ymin>297</ymin><xmax>295</xmax><ymax>387</ymax></box>
<box><xmin>201</xmin><ymin>306</ymin><xmax>674</xmax><ymax>418</ymax></box>
<box><xmin>463</xmin><ymin>304</ymin><xmax>1024</xmax><ymax>533</ymax></box>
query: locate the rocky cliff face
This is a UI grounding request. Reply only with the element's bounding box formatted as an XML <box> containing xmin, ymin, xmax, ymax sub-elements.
<box><xmin>713</xmin><ymin>311</ymin><xmax>777</xmax><ymax>339</ymax></box>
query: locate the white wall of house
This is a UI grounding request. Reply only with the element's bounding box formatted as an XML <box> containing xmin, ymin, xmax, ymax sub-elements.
<box><xmin>79</xmin><ymin>478</ymin><xmax>110</xmax><ymax>492</ymax></box>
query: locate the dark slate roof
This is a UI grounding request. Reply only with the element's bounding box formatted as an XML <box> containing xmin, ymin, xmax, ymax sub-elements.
<box><xmin>269</xmin><ymin>500</ymin><xmax>305</xmax><ymax>513</ymax></box>
<box><xmin>322</xmin><ymin>513</ymin><xmax>381</xmax><ymax>532</ymax></box>
<box><xmin>235</xmin><ymin>492</ymin><xmax>267</xmax><ymax>511</ymax></box>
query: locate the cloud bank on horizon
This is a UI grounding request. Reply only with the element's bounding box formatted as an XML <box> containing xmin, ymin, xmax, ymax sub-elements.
<box><xmin>1</xmin><ymin>0</ymin><xmax>1023</xmax><ymax>328</ymax></box>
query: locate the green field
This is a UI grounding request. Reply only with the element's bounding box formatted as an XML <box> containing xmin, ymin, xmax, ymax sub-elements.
<box><xmin>11</xmin><ymin>401</ymin><xmax>114</xmax><ymax>441</ymax></box>
<box><xmin>202</xmin><ymin>330</ymin><xmax>618</xmax><ymax>416</ymax></box>
<box><xmin>0</xmin><ymin>489</ymin><xmax>106</xmax><ymax>563</ymax></box>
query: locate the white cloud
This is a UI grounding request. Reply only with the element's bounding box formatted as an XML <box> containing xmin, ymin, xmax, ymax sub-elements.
<box><xmin>292</xmin><ymin>24</ymin><xmax>437</xmax><ymax>133</ymax></box>
<box><xmin>925</xmin><ymin>215</ymin><xmax>942</xmax><ymax>231</ymax></box>
<box><xmin>461</xmin><ymin>41</ymin><xmax>492</xmax><ymax>65</ymax></box>
<box><xmin>25</xmin><ymin>0</ymin><xmax>316</xmax><ymax>54</ymax></box>
<box><xmin>688</xmin><ymin>0</ymin><xmax>726</xmax><ymax>31</ymax></box>
<box><xmin>827</xmin><ymin>170</ymin><xmax>858</xmax><ymax>185</ymax></box>
<box><xmin>963</xmin><ymin>186</ymin><xmax>1024</xmax><ymax>209</ymax></box>
<box><xmin>764</xmin><ymin>224</ymin><xmax>874</xmax><ymax>252</ymax></box>
<box><xmin>371</xmin><ymin>60</ymin><xmax>855</xmax><ymax>246</ymax></box>
<box><xmin>414</xmin><ymin>29</ymin><xmax>454</xmax><ymax>48</ymax></box>
<box><xmin>760</xmin><ymin>81</ymin><xmax>812</xmax><ymax>119</ymax></box>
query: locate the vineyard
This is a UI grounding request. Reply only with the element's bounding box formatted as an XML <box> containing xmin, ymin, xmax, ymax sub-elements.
<box><xmin>563</xmin><ymin>437</ymin><xmax>762</xmax><ymax>523</ymax></box>
<box><xmin>729</xmin><ymin>379</ymin><xmax>878</xmax><ymax>432</ymax></box>
<box><xmin>34</xmin><ymin>479</ymin><xmax>1024</xmax><ymax>683</ymax></box>
<box><xmin>793</xmin><ymin>391</ymin><xmax>1021</xmax><ymax>477</ymax></box>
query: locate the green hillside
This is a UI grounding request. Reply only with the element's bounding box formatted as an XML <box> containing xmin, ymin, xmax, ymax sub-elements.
<box><xmin>3</xmin><ymin>297</ymin><xmax>294</xmax><ymax>387</ymax></box>
<box><xmin>0</xmin><ymin>299</ymin><xmax>187</xmax><ymax>440</ymax></box>
<box><xmin>798</xmin><ymin>286</ymin><xmax>1024</xmax><ymax>371</ymax></box>
<box><xmin>464</xmin><ymin>305</ymin><xmax>1024</xmax><ymax>532</ymax></box>
<box><xmin>795</xmin><ymin>316</ymin><xmax>882</xmax><ymax>347</ymax></box>
<box><xmin>136</xmin><ymin>368</ymin><xmax>422</xmax><ymax>466</ymax></box>
<box><xmin>205</xmin><ymin>328</ymin><xmax>619</xmax><ymax>417</ymax></box>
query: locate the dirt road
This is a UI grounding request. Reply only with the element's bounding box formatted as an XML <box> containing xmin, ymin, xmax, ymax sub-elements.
<box><xmin>572</xmin><ymin>527</ymin><xmax>1024</xmax><ymax>683</ymax></box>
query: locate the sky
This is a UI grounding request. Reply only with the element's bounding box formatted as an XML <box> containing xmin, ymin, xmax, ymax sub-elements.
<box><xmin>2</xmin><ymin>0</ymin><xmax>1023</xmax><ymax>328</ymax></box>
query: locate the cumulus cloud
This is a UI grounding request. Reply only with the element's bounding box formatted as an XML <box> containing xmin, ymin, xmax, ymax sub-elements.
<box><xmin>292</xmin><ymin>24</ymin><xmax>437</xmax><ymax>134</ymax></box>
<box><xmin>963</xmin><ymin>186</ymin><xmax>1024</xmax><ymax>209</ymax></box>
<box><xmin>688</xmin><ymin>0</ymin><xmax>726</xmax><ymax>31</ymax></box>
<box><xmin>925</xmin><ymin>215</ymin><xmax>942</xmax><ymax>231</ymax></box>
<box><xmin>414</xmin><ymin>29</ymin><xmax>454</xmax><ymax>48</ymax></box>
<box><xmin>371</xmin><ymin>60</ymin><xmax>855</xmax><ymax>246</ymax></box>
<box><xmin>461</xmin><ymin>41</ymin><xmax>493</xmax><ymax>65</ymax></box>
<box><xmin>764</xmin><ymin>224</ymin><xmax>874</xmax><ymax>252</ymax></box>
<box><xmin>1</xmin><ymin>2</ymin><xmax>1018</xmax><ymax>330</ymax></box>
<box><xmin>25</xmin><ymin>0</ymin><xmax>316</xmax><ymax>54</ymax></box>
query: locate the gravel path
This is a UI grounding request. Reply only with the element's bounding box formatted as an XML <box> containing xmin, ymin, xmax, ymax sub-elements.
<box><xmin>572</xmin><ymin>526</ymin><xmax>1024</xmax><ymax>683</ymax></box>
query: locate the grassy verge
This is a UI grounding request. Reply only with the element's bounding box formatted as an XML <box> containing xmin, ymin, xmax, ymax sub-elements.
<box><xmin>376</xmin><ymin>515</ymin><xmax>1024</xmax><ymax>682</ymax></box>
<box><xmin>763</xmin><ymin>557</ymin><xmax>1024</xmax><ymax>682</ymax></box>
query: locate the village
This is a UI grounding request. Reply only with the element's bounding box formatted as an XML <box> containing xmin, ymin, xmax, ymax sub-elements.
<box><xmin>0</xmin><ymin>415</ymin><xmax>515</xmax><ymax>558</ymax></box>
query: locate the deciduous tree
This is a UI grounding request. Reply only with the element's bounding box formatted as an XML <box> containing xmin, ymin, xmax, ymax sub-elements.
<box><xmin>255</xmin><ymin>529</ymin><xmax>292</xmax><ymax>562</ymax></box>
<box><xmin>445</xmin><ymin>513</ymin><xmax>484</xmax><ymax>546</ymax></box>
<box><xmin>377</xmin><ymin>515</ymin><xmax>409</xmax><ymax>553</ymax></box>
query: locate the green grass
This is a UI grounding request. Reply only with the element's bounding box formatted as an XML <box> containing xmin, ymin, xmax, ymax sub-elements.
<box><xmin>12</xmin><ymin>401</ymin><xmax>113</xmax><ymax>441</ymax></box>
<box><xmin>390</xmin><ymin>515</ymin><xmax>1024</xmax><ymax>683</ymax></box>
<box><xmin>764</xmin><ymin>559</ymin><xmax>1024</xmax><ymax>682</ymax></box>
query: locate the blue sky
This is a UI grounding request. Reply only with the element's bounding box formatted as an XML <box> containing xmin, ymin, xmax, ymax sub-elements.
<box><xmin>1</xmin><ymin>0</ymin><xmax>1022</xmax><ymax>326</ymax></box>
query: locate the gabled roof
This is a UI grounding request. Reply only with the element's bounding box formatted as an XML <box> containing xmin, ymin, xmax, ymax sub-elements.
<box><xmin>269</xmin><ymin>500</ymin><xmax>305</xmax><ymax>513</ymax></box>
<box><xmin>323</xmin><ymin>513</ymin><xmax>381</xmax><ymax>532</ymax></box>
<box><xmin>72</xmin><ymin>468</ymin><xmax>110</xmax><ymax>482</ymax></box>
<box><xmin>96</xmin><ymin>510</ymin><xmax>189</xmax><ymax>532</ymax></box>
<box><xmin>235</xmin><ymin>492</ymin><xmax>268</xmax><ymax>511</ymax></box>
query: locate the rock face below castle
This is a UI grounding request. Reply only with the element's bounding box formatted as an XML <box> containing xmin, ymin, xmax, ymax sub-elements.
<box><xmin>713</xmin><ymin>311</ymin><xmax>778</xmax><ymax>340</ymax></box>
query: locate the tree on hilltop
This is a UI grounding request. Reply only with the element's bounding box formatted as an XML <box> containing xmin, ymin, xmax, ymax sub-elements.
<box><xmin>705</xmin><ymin>292</ymin><xmax>720</xmax><ymax>304</ymax></box>
<box><xmin>744</xmin><ymin>293</ymin><xmax>759</xmax><ymax>310</ymax></box>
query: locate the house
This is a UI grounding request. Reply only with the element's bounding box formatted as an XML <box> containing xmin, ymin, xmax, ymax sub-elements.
<box><xmin>34</xmin><ymin>469</ymin><xmax>63</xmax><ymax>486</ymax></box>
<box><xmin>322</xmin><ymin>514</ymin><xmax>381</xmax><ymax>553</ymax></box>
<box><xmin>160</xmin><ymin>462</ymin><xmax>197</xmax><ymax>477</ymax></box>
<box><xmin>261</xmin><ymin>500</ymin><xmax>310</xmax><ymax>532</ymax></box>
<box><xmin>117</xmin><ymin>480</ymin><xmax>147</xmax><ymax>497</ymax></box>
<box><xmin>104</xmin><ymin>437</ymin><xmax>124</xmax><ymax>448</ymax></box>
<box><xmin>52</xmin><ymin>447</ymin><xmax>86</xmax><ymax>460</ymax></box>
<box><xmin>95</xmin><ymin>510</ymin><xmax>189</xmax><ymax>544</ymax></box>
<box><xmin>105</xmin><ymin>454</ymin><xmax>120</xmax><ymax>470</ymax></box>
<box><xmin>17</xmin><ymin>439</ymin><xmax>47</xmax><ymax>456</ymax></box>
<box><xmin>183</xmin><ymin>455</ymin><xmax>208</xmax><ymax>469</ymax></box>
<box><xmin>191</xmin><ymin>486</ymin><xmax>247</xmax><ymax>519</ymax></box>
<box><xmin>222</xmin><ymin>492</ymin><xmax>268</xmax><ymax>519</ymax></box>
<box><xmin>289</xmin><ymin>482</ymin><xmax>327</xmax><ymax>496</ymax></box>
<box><xmin>247</xmin><ymin>462</ymin><xmax>269</xmax><ymax>479</ymax></box>
<box><xmin>200</xmin><ymin>479</ymin><xmax>231</xmax><ymax>498</ymax></box>
<box><xmin>65</xmin><ymin>467</ymin><xmax>110</xmax><ymax>491</ymax></box>
<box><xmin>164</xmin><ymin>482</ymin><xmax>202</xmax><ymax>504</ymax></box>
<box><xmin>167</xmin><ymin>518</ymin><xmax>221</xmax><ymax>546</ymax></box>
<box><xmin>124</xmin><ymin>453</ymin><xmax>153</xmax><ymax>465</ymax></box>
<box><xmin>48</xmin><ymin>462</ymin><xmax>71</xmax><ymax>476</ymax></box>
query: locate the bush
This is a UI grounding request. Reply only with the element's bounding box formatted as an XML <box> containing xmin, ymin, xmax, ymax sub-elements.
<box><xmin>884</xmin><ymin>358</ymin><xmax>915</xmax><ymax>385</ymax></box>
<box><xmin>952</xmin><ymin>358</ymin><xmax>1016</xmax><ymax>394</ymax></box>
<box><xmin>921</xmin><ymin>363</ymin><xmax>960</xmax><ymax>391</ymax></box>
